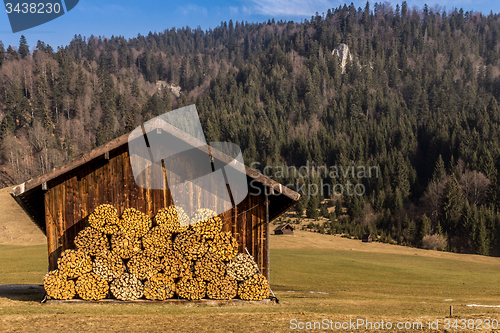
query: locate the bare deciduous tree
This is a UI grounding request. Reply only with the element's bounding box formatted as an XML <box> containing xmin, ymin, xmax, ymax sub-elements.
<box><xmin>459</xmin><ymin>170</ymin><xmax>490</xmax><ymax>206</ymax></box>
<box><xmin>420</xmin><ymin>177</ymin><xmax>447</xmax><ymax>222</ymax></box>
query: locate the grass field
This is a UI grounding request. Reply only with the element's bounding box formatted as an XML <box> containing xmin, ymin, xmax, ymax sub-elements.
<box><xmin>1</xmin><ymin>231</ymin><xmax>500</xmax><ymax>332</ymax></box>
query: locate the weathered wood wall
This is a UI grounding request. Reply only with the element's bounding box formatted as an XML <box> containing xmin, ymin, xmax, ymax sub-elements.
<box><xmin>45</xmin><ymin>146</ymin><xmax>268</xmax><ymax>278</ymax></box>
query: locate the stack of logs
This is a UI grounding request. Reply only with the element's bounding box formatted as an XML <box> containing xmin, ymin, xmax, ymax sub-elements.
<box><xmin>43</xmin><ymin>204</ymin><xmax>270</xmax><ymax>302</ymax></box>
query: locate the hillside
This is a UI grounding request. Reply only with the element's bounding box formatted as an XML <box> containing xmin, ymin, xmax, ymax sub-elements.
<box><xmin>1</xmin><ymin>2</ymin><xmax>500</xmax><ymax>256</ymax></box>
<box><xmin>0</xmin><ymin>187</ymin><xmax>46</xmax><ymax>245</ymax></box>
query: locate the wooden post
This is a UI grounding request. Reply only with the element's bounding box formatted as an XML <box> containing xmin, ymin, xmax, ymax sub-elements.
<box><xmin>450</xmin><ymin>305</ymin><xmax>453</xmax><ymax>316</ymax></box>
<box><xmin>265</xmin><ymin>186</ymin><xmax>269</xmax><ymax>281</ymax></box>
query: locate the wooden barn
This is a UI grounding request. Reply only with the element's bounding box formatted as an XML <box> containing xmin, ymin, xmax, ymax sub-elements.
<box><xmin>362</xmin><ymin>234</ymin><xmax>372</xmax><ymax>242</ymax></box>
<box><xmin>11</xmin><ymin>124</ymin><xmax>300</xmax><ymax>280</ymax></box>
<box><xmin>273</xmin><ymin>223</ymin><xmax>294</xmax><ymax>235</ymax></box>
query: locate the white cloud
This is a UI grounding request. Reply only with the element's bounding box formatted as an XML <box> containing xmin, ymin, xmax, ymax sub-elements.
<box><xmin>77</xmin><ymin>3</ymin><xmax>128</xmax><ymax>15</ymax></box>
<box><xmin>178</xmin><ymin>4</ymin><xmax>208</xmax><ymax>16</ymax></box>
<box><xmin>248</xmin><ymin>0</ymin><xmax>340</xmax><ymax>16</ymax></box>
<box><xmin>229</xmin><ymin>6</ymin><xmax>239</xmax><ymax>15</ymax></box>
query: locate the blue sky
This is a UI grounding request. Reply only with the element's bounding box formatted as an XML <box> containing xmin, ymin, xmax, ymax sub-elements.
<box><xmin>1</xmin><ymin>0</ymin><xmax>500</xmax><ymax>50</ymax></box>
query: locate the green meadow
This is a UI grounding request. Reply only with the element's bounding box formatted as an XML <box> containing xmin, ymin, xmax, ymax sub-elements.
<box><xmin>1</xmin><ymin>232</ymin><xmax>500</xmax><ymax>332</ymax></box>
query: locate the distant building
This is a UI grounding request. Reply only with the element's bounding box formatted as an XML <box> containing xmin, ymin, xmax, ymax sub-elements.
<box><xmin>274</xmin><ymin>223</ymin><xmax>294</xmax><ymax>235</ymax></box>
<box><xmin>362</xmin><ymin>234</ymin><xmax>372</xmax><ymax>242</ymax></box>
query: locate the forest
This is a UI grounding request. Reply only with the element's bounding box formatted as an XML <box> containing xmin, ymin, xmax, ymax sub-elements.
<box><xmin>1</xmin><ymin>2</ymin><xmax>500</xmax><ymax>256</ymax></box>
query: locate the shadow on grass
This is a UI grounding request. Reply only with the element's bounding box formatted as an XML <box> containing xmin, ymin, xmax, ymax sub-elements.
<box><xmin>0</xmin><ymin>285</ymin><xmax>44</xmax><ymax>302</ymax></box>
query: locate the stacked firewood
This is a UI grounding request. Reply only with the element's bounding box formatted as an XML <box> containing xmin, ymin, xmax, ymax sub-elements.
<box><xmin>88</xmin><ymin>204</ymin><xmax>120</xmax><ymax>235</ymax></box>
<box><xmin>208</xmin><ymin>231</ymin><xmax>238</xmax><ymax>261</ymax></box>
<box><xmin>110</xmin><ymin>272</ymin><xmax>144</xmax><ymax>301</ymax></box>
<box><xmin>155</xmin><ymin>206</ymin><xmax>190</xmax><ymax>233</ymax></box>
<box><xmin>237</xmin><ymin>274</ymin><xmax>270</xmax><ymax>301</ymax></box>
<box><xmin>127</xmin><ymin>250</ymin><xmax>162</xmax><ymax>280</ymax></box>
<box><xmin>93</xmin><ymin>250</ymin><xmax>125</xmax><ymax>281</ymax></box>
<box><xmin>57</xmin><ymin>249</ymin><xmax>93</xmax><ymax>279</ymax></box>
<box><xmin>120</xmin><ymin>208</ymin><xmax>152</xmax><ymax>237</ymax></box>
<box><xmin>75</xmin><ymin>272</ymin><xmax>109</xmax><ymax>300</ymax></box>
<box><xmin>144</xmin><ymin>273</ymin><xmax>176</xmax><ymax>300</ymax></box>
<box><xmin>175</xmin><ymin>274</ymin><xmax>206</xmax><ymax>300</ymax></box>
<box><xmin>173</xmin><ymin>229</ymin><xmax>208</xmax><ymax>260</ymax></box>
<box><xmin>190</xmin><ymin>208</ymin><xmax>223</xmax><ymax>239</ymax></box>
<box><xmin>161</xmin><ymin>249</ymin><xmax>191</xmax><ymax>279</ymax></box>
<box><xmin>226</xmin><ymin>253</ymin><xmax>259</xmax><ymax>281</ymax></box>
<box><xmin>194</xmin><ymin>252</ymin><xmax>226</xmax><ymax>281</ymax></box>
<box><xmin>43</xmin><ymin>204</ymin><xmax>271</xmax><ymax>302</ymax></box>
<box><xmin>206</xmin><ymin>275</ymin><xmax>238</xmax><ymax>300</ymax></box>
<box><xmin>111</xmin><ymin>230</ymin><xmax>142</xmax><ymax>259</ymax></box>
<box><xmin>74</xmin><ymin>228</ymin><xmax>109</xmax><ymax>256</ymax></box>
<box><xmin>142</xmin><ymin>226</ymin><xmax>172</xmax><ymax>257</ymax></box>
<box><xmin>43</xmin><ymin>270</ymin><xmax>76</xmax><ymax>300</ymax></box>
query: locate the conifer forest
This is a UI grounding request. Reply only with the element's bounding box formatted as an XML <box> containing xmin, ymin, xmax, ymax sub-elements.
<box><xmin>2</xmin><ymin>2</ymin><xmax>500</xmax><ymax>256</ymax></box>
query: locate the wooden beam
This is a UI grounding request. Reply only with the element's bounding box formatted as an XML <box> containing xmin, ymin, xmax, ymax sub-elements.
<box><xmin>265</xmin><ymin>187</ymin><xmax>270</xmax><ymax>281</ymax></box>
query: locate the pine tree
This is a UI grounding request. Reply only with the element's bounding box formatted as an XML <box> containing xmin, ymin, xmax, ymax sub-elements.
<box><xmin>419</xmin><ymin>214</ymin><xmax>431</xmax><ymax>244</ymax></box>
<box><xmin>475</xmin><ymin>214</ymin><xmax>490</xmax><ymax>255</ymax></box>
<box><xmin>306</xmin><ymin>194</ymin><xmax>320</xmax><ymax>219</ymax></box>
<box><xmin>439</xmin><ymin>174</ymin><xmax>465</xmax><ymax>234</ymax></box>
<box><xmin>335</xmin><ymin>198</ymin><xmax>342</xmax><ymax>216</ymax></box>
<box><xmin>295</xmin><ymin>196</ymin><xmax>307</xmax><ymax>217</ymax></box>
<box><xmin>432</xmin><ymin>155</ymin><xmax>446</xmax><ymax>181</ymax></box>
<box><xmin>0</xmin><ymin>114</ymin><xmax>15</xmax><ymax>140</ymax></box>
<box><xmin>0</xmin><ymin>41</ymin><xmax>5</xmax><ymax>67</ymax></box>
<box><xmin>347</xmin><ymin>192</ymin><xmax>363</xmax><ymax>218</ymax></box>
<box><xmin>6</xmin><ymin>45</ymin><xmax>19</xmax><ymax>60</ymax></box>
<box><xmin>458</xmin><ymin>201</ymin><xmax>473</xmax><ymax>252</ymax></box>
<box><xmin>392</xmin><ymin>187</ymin><xmax>404</xmax><ymax>212</ymax></box>
<box><xmin>18</xmin><ymin>35</ymin><xmax>29</xmax><ymax>59</ymax></box>
<box><xmin>131</xmin><ymin>79</ymin><xmax>140</xmax><ymax>98</ymax></box>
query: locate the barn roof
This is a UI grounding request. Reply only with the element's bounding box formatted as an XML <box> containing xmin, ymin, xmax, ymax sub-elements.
<box><xmin>273</xmin><ymin>223</ymin><xmax>294</xmax><ymax>232</ymax></box>
<box><xmin>11</xmin><ymin>120</ymin><xmax>301</xmax><ymax>234</ymax></box>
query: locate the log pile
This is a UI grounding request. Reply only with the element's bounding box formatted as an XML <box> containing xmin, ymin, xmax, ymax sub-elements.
<box><xmin>127</xmin><ymin>250</ymin><xmax>162</xmax><ymax>280</ymax></box>
<box><xmin>208</xmin><ymin>231</ymin><xmax>238</xmax><ymax>261</ymax></box>
<box><xmin>237</xmin><ymin>274</ymin><xmax>270</xmax><ymax>301</ymax></box>
<box><xmin>111</xmin><ymin>230</ymin><xmax>142</xmax><ymax>259</ymax></box>
<box><xmin>142</xmin><ymin>226</ymin><xmax>172</xmax><ymax>257</ymax></box>
<box><xmin>206</xmin><ymin>275</ymin><xmax>238</xmax><ymax>300</ymax></box>
<box><xmin>43</xmin><ymin>270</ymin><xmax>76</xmax><ymax>300</ymax></box>
<box><xmin>110</xmin><ymin>273</ymin><xmax>144</xmax><ymax>301</ymax></box>
<box><xmin>173</xmin><ymin>229</ymin><xmax>208</xmax><ymax>260</ymax></box>
<box><xmin>190</xmin><ymin>208</ymin><xmax>223</xmax><ymax>238</ymax></box>
<box><xmin>43</xmin><ymin>204</ymin><xmax>272</xmax><ymax>302</ymax></box>
<box><xmin>75</xmin><ymin>272</ymin><xmax>109</xmax><ymax>300</ymax></box>
<box><xmin>57</xmin><ymin>249</ymin><xmax>93</xmax><ymax>279</ymax></box>
<box><xmin>88</xmin><ymin>204</ymin><xmax>120</xmax><ymax>235</ymax></box>
<box><xmin>155</xmin><ymin>206</ymin><xmax>190</xmax><ymax>233</ymax></box>
<box><xmin>74</xmin><ymin>228</ymin><xmax>109</xmax><ymax>256</ymax></box>
<box><xmin>93</xmin><ymin>250</ymin><xmax>126</xmax><ymax>281</ymax></box>
<box><xmin>194</xmin><ymin>252</ymin><xmax>226</xmax><ymax>281</ymax></box>
<box><xmin>161</xmin><ymin>249</ymin><xmax>191</xmax><ymax>279</ymax></box>
<box><xmin>176</xmin><ymin>275</ymin><xmax>206</xmax><ymax>300</ymax></box>
<box><xmin>144</xmin><ymin>273</ymin><xmax>176</xmax><ymax>300</ymax></box>
<box><xmin>226</xmin><ymin>253</ymin><xmax>259</xmax><ymax>281</ymax></box>
<box><xmin>120</xmin><ymin>208</ymin><xmax>152</xmax><ymax>237</ymax></box>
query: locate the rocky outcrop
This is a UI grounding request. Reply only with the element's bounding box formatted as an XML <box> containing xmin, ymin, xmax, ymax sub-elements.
<box><xmin>156</xmin><ymin>81</ymin><xmax>181</xmax><ymax>98</ymax></box>
<box><xmin>332</xmin><ymin>44</ymin><xmax>353</xmax><ymax>74</ymax></box>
